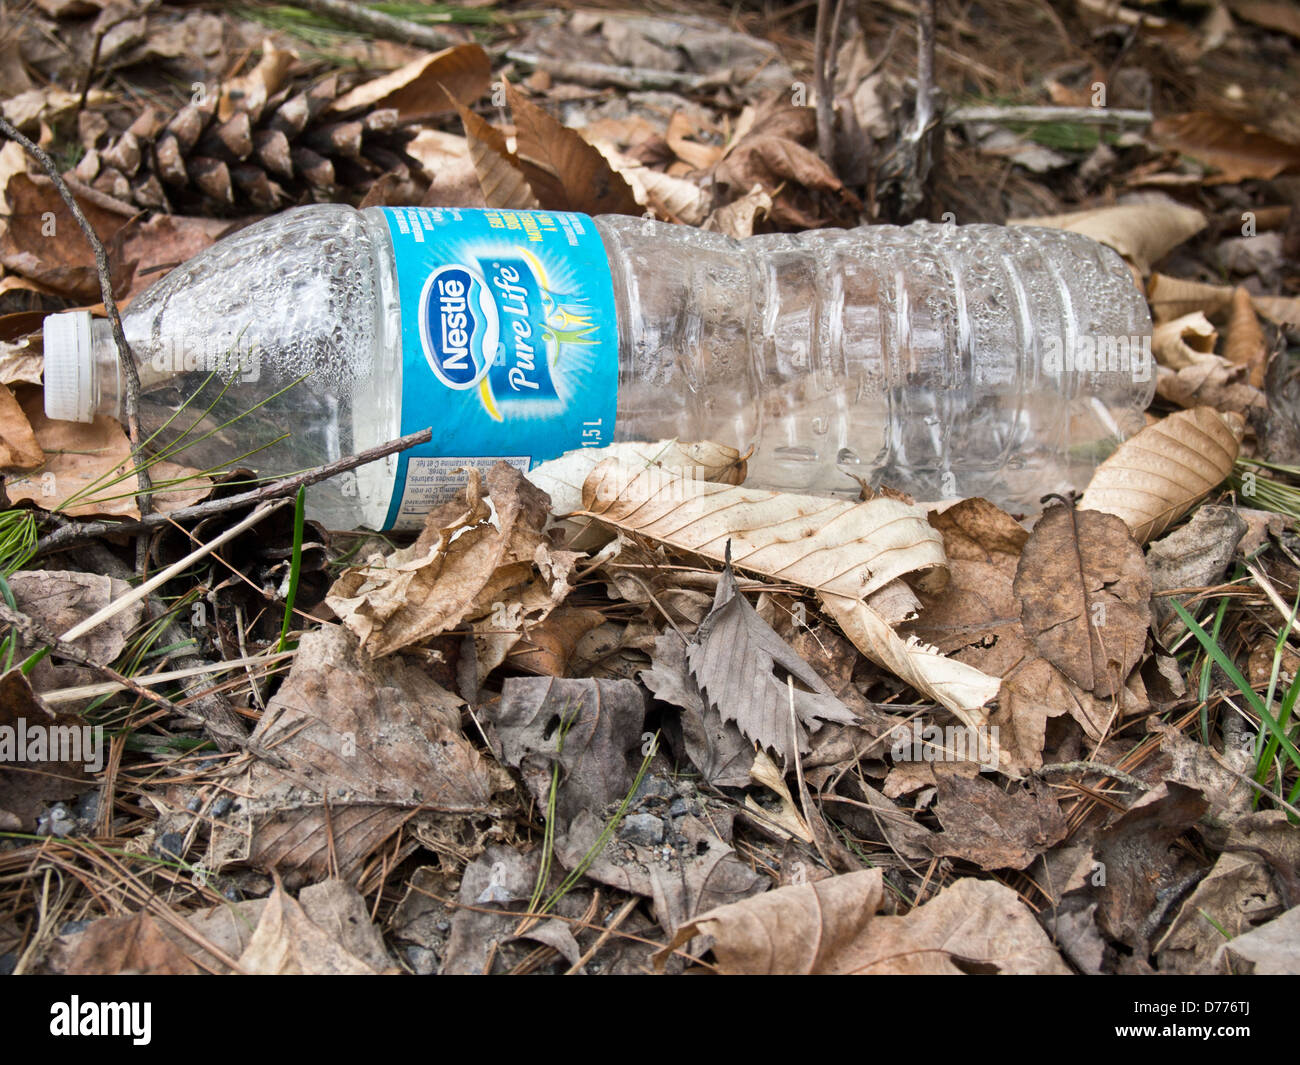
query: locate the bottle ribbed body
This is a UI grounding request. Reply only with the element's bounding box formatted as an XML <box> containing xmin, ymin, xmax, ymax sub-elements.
<box><xmin>594</xmin><ymin>216</ymin><xmax>1153</xmax><ymax>508</ymax></box>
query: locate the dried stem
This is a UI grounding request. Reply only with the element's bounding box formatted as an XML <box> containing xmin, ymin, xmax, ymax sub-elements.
<box><xmin>283</xmin><ymin>0</ymin><xmax>455</xmax><ymax>51</ymax></box>
<box><xmin>36</xmin><ymin>426</ymin><xmax>433</xmax><ymax>555</ymax></box>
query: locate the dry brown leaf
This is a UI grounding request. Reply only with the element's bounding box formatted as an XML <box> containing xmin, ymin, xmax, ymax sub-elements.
<box><xmin>1012</xmin><ymin>504</ymin><xmax>1152</xmax><ymax>699</ymax></box>
<box><xmin>4</xmin><ymin>390</ymin><xmax>209</xmax><ymax>518</ymax></box>
<box><xmin>821</xmin><ymin>593</ymin><xmax>1000</xmax><ymax>733</ymax></box>
<box><xmin>581</xmin><ymin>459</ymin><xmax>946</xmax><ymax>601</ymax></box>
<box><xmin>1156</xmin><ymin>357</ymin><xmax>1267</xmax><ymax>415</ymax></box>
<box><xmin>931</xmin><ymin>775</ymin><xmax>1067</xmax><ymax>870</ymax></box>
<box><xmin>0</xmin><ymin>174</ymin><xmax>135</xmax><ymax>300</ymax></box>
<box><xmin>1228</xmin><ymin>0</ymin><xmax>1300</xmax><ymax>38</ymax></box>
<box><xmin>1011</xmin><ymin>202</ymin><xmax>1207</xmax><ymax>274</ymax></box>
<box><xmin>67</xmin><ymin>911</ymin><xmax>202</xmax><ymax>975</ymax></box>
<box><xmin>702</xmin><ymin>183</ymin><xmax>772</xmax><ymax>238</ymax></box>
<box><xmin>904</xmin><ymin>497</ymin><xmax>1146</xmax><ymax>772</ymax></box>
<box><xmin>597</xmin><ymin>145</ymin><xmax>711</xmax><ymax>224</ymax></box>
<box><xmin>657</xmin><ymin>871</ymin><xmax>1067</xmax><ymax>974</ymax></box>
<box><xmin>1080</xmin><ymin>407</ymin><xmax>1244</xmax><ymax>544</ymax></box>
<box><xmin>1152</xmin><ymin>312</ymin><xmax>1217</xmax><ymax>369</ymax></box>
<box><xmin>238</xmin><ymin>879</ymin><xmax>397</xmax><ymax>975</ymax></box>
<box><xmin>505</xmin><ymin>82</ymin><xmax>639</xmax><ymax>216</ymax></box>
<box><xmin>452</xmin><ymin>97</ymin><xmax>539</xmax><ymax>210</ymax></box>
<box><xmin>689</xmin><ymin>552</ymin><xmax>855</xmax><ymax>760</ymax></box>
<box><xmin>0</xmin><ymin>382</ymin><xmax>42</xmax><ymax>468</ymax></box>
<box><xmin>328</xmin><ymin>43</ymin><xmax>490</xmax><ymax>121</ymax></box>
<box><xmin>1225</xmin><ymin>286</ymin><xmax>1267</xmax><ymax>388</ymax></box>
<box><xmin>666</xmin><ymin>111</ymin><xmax>724</xmax><ymax>171</ymax></box>
<box><xmin>509</xmin><ymin>606</ymin><xmax>607</xmax><ymax>677</ymax></box>
<box><xmin>1152</xmin><ymin>111</ymin><xmax>1300</xmax><ymax>184</ymax></box>
<box><xmin>327</xmin><ymin>463</ymin><xmax>576</xmax><ymax>658</ymax></box>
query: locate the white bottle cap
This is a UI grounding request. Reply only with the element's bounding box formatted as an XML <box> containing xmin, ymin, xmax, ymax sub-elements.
<box><xmin>43</xmin><ymin>310</ymin><xmax>95</xmax><ymax>423</ymax></box>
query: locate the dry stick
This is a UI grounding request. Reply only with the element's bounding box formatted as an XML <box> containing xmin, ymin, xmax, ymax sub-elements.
<box><xmin>503</xmin><ymin>51</ymin><xmax>712</xmax><ymax>93</ymax></box>
<box><xmin>283</xmin><ymin>0</ymin><xmax>455</xmax><ymax>51</ymax></box>
<box><xmin>61</xmin><ymin>500</ymin><xmax>288</xmax><ymax>644</ymax></box>
<box><xmin>913</xmin><ymin>0</ymin><xmax>936</xmax><ymax>136</ymax></box>
<box><xmin>947</xmin><ymin>105</ymin><xmax>1153</xmax><ymax>126</ymax></box>
<box><xmin>0</xmin><ymin>116</ymin><xmax>151</xmax><ymax>518</ymax></box>
<box><xmin>36</xmin><ymin>426</ymin><xmax>433</xmax><ymax>555</ymax></box>
<box><xmin>0</xmin><ymin>602</ymin><xmax>182</xmax><ymax>720</ymax></box>
<box><xmin>813</xmin><ymin>0</ymin><xmax>836</xmax><ymax>165</ymax></box>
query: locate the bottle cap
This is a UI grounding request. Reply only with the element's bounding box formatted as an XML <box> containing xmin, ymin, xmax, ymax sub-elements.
<box><xmin>43</xmin><ymin>310</ymin><xmax>95</xmax><ymax>422</ymax></box>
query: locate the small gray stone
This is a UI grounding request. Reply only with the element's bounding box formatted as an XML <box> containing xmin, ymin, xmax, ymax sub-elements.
<box><xmin>669</xmin><ymin>798</ymin><xmax>688</xmax><ymax>818</ymax></box>
<box><xmin>619</xmin><ymin>813</ymin><xmax>665</xmax><ymax>846</ymax></box>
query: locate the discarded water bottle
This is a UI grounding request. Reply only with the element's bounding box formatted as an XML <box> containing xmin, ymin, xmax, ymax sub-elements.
<box><xmin>42</xmin><ymin>205</ymin><xmax>1153</xmax><ymax>530</ymax></box>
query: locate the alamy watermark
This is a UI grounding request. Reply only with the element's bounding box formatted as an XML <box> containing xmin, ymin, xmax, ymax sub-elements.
<box><xmin>1042</xmin><ymin>333</ymin><xmax>1152</xmax><ymax>382</ymax></box>
<box><xmin>0</xmin><ymin>718</ymin><xmax>104</xmax><ymax>772</ymax></box>
<box><xmin>890</xmin><ymin>721</ymin><xmax>1000</xmax><ymax>771</ymax></box>
<box><xmin>149</xmin><ymin>338</ymin><xmax>261</xmax><ymax>383</ymax></box>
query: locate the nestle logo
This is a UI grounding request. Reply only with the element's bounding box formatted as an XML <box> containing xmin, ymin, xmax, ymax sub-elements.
<box><xmin>419</xmin><ymin>265</ymin><xmax>497</xmax><ymax>390</ymax></box>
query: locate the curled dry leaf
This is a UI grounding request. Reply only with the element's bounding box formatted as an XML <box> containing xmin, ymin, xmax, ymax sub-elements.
<box><xmin>821</xmin><ymin>593</ymin><xmax>1000</xmax><ymax>732</ymax></box>
<box><xmin>328</xmin><ymin>43</ymin><xmax>491</xmax><ymax>121</ymax></box>
<box><xmin>1225</xmin><ymin>286</ymin><xmax>1267</xmax><ymax>388</ymax></box>
<box><xmin>1080</xmin><ymin>406</ymin><xmax>1244</xmax><ymax>544</ymax></box>
<box><xmin>1149</xmin><ymin>272</ymin><xmax>1300</xmax><ymax>330</ymax></box>
<box><xmin>1152</xmin><ymin>312</ymin><xmax>1217</xmax><ymax>369</ymax></box>
<box><xmin>1012</xmin><ymin>503</ymin><xmax>1151</xmax><ymax>699</ymax></box>
<box><xmin>504</xmin><ymin>81</ymin><xmax>640</xmax><ymax>216</ymax></box>
<box><xmin>1151</xmin><ymin>111</ymin><xmax>1300</xmax><ymax>184</ymax></box>
<box><xmin>656</xmin><ymin>870</ymin><xmax>1068</xmax><ymax>974</ymax></box>
<box><xmin>702</xmin><ymin>183</ymin><xmax>772</xmax><ymax>238</ymax></box>
<box><xmin>1155</xmin><ymin>357</ymin><xmax>1266</xmax><ymax>416</ymax></box>
<box><xmin>529</xmin><ymin>439</ymin><xmax>746</xmax><ymax>517</ymax></box>
<box><xmin>1011</xmin><ymin>202</ymin><xmax>1206</xmax><ymax>274</ymax></box>
<box><xmin>581</xmin><ymin>459</ymin><xmax>947</xmax><ymax>601</ymax></box>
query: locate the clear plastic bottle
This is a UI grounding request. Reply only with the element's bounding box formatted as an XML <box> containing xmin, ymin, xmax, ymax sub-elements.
<box><xmin>42</xmin><ymin>205</ymin><xmax>1153</xmax><ymax>530</ymax></box>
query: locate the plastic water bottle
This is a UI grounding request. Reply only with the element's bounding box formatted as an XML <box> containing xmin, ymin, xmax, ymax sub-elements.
<box><xmin>42</xmin><ymin>205</ymin><xmax>1153</xmax><ymax>530</ymax></box>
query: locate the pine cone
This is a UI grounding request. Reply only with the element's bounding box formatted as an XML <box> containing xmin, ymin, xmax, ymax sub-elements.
<box><xmin>73</xmin><ymin>73</ymin><xmax>426</xmax><ymax>214</ymax></box>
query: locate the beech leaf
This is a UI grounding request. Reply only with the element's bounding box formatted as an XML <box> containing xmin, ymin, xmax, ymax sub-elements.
<box><xmin>1079</xmin><ymin>406</ymin><xmax>1244</xmax><ymax>543</ymax></box>
<box><xmin>1012</xmin><ymin>502</ymin><xmax>1152</xmax><ymax>698</ymax></box>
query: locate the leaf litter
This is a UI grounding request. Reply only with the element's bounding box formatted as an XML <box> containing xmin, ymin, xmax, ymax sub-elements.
<box><xmin>2</xmin><ymin>0</ymin><xmax>1300</xmax><ymax>980</ymax></box>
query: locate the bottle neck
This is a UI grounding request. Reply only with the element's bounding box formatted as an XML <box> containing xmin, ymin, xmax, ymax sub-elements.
<box><xmin>89</xmin><ymin>319</ymin><xmax>124</xmax><ymax>421</ymax></box>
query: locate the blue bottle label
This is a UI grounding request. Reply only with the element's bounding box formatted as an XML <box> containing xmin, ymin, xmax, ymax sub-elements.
<box><xmin>377</xmin><ymin>206</ymin><xmax>618</xmax><ymax>530</ymax></box>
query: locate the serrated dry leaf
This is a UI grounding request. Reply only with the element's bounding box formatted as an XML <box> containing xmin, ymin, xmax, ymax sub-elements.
<box><xmin>1012</xmin><ymin>504</ymin><xmax>1151</xmax><ymax>698</ymax></box>
<box><xmin>581</xmin><ymin>459</ymin><xmax>946</xmax><ymax>601</ymax></box>
<box><xmin>688</xmin><ymin>552</ymin><xmax>855</xmax><ymax>760</ymax></box>
<box><xmin>0</xmin><ymin>382</ymin><xmax>41</xmax><ymax>468</ymax></box>
<box><xmin>1152</xmin><ymin>111</ymin><xmax>1300</xmax><ymax>184</ymax></box>
<box><xmin>1225</xmin><ymin>286</ymin><xmax>1267</xmax><ymax>388</ymax></box>
<box><xmin>505</xmin><ymin>82</ymin><xmax>639</xmax><ymax>216</ymax></box>
<box><xmin>1011</xmin><ymin>202</ymin><xmax>1207</xmax><ymax>274</ymax></box>
<box><xmin>328</xmin><ymin>43</ymin><xmax>491</xmax><ymax>121</ymax></box>
<box><xmin>656</xmin><ymin>871</ymin><xmax>1068</xmax><ymax>974</ymax></box>
<box><xmin>1152</xmin><ymin>312</ymin><xmax>1217</xmax><ymax>369</ymax></box>
<box><xmin>821</xmin><ymin>592</ymin><xmax>999</xmax><ymax>732</ymax></box>
<box><xmin>1080</xmin><ymin>407</ymin><xmax>1244</xmax><ymax>543</ymax></box>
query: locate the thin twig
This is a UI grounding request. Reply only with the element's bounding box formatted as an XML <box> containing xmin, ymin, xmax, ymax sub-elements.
<box><xmin>947</xmin><ymin>105</ymin><xmax>1154</xmax><ymax>126</ymax></box>
<box><xmin>283</xmin><ymin>0</ymin><xmax>456</xmax><ymax>51</ymax></box>
<box><xmin>0</xmin><ymin>116</ymin><xmax>151</xmax><ymax>517</ymax></box>
<box><xmin>813</xmin><ymin>0</ymin><xmax>835</xmax><ymax>165</ymax></box>
<box><xmin>0</xmin><ymin>602</ymin><xmax>181</xmax><ymax>719</ymax></box>
<box><xmin>1035</xmin><ymin>760</ymin><xmax>1151</xmax><ymax>793</ymax></box>
<box><xmin>36</xmin><ymin>426</ymin><xmax>433</xmax><ymax>555</ymax></box>
<box><xmin>504</xmin><ymin>51</ymin><xmax>713</xmax><ymax>92</ymax></box>
<box><xmin>913</xmin><ymin>0</ymin><xmax>936</xmax><ymax>135</ymax></box>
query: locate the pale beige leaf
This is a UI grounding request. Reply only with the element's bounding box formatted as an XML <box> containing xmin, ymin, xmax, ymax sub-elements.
<box><xmin>1251</xmin><ymin>293</ymin><xmax>1300</xmax><ymax>330</ymax></box>
<box><xmin>1225</xmin><ymin>286</ymin><xmax>1267</xmax><ymax>388</ymax></box>
<box><xmin>821</xmin><ymin>592</ymin><xmax>999</xmax><ymax>732</ymax></box>
<box><xmin>1012</xmin><ymin>202</ymin><xmax>1207</xmax><ymax>273</ymax></box>
<box><xmin>328</xmin><ymin>43</ymin><xmax>490</xmax><ymax>120</ymax></box>
<box><xmin>1080</xmin><ymin>407</ymin><xmax>1244</xmax><ymax>544</ymax></box>
<box><xmin>581</xmin><ymin>458</ymin><xmax>946</xmax><ymax>600</ymax></box>
<box><xmin>657</xmin><ymin>871</ymin><xmax>1068</xmax><ymax>974</ymax></box>
<box><xmin>1147</xmin><ymin>272</ymin><xmax>1235</xmax><ymax>322</ymax></box>
<box><xmin>530</xmin><ymin>439</ymin><xmax>746</xmax><ymax>517</ymax></box>
<box><xmin>598</xmin><ymin>144</ymin><xmax>711</xmax><ymax>225</ymax></box>
<box><xmin>1152</xmin><ymin>312</ymin><xmax>1217</xmax><ymax>369</ymax></box>
<box><xmin>0</xmin><ymin>382</ymin><xmax>42</xmax><ymax>469</ymax></box>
